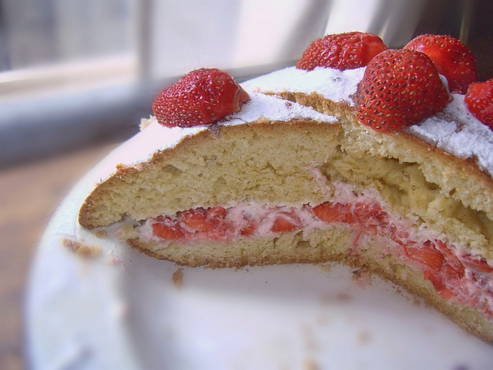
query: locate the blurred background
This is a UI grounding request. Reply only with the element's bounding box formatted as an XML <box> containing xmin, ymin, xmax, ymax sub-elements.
<box><xmin>0</xmin><ymin>0</ymin><xmax>492</xmax><ymax>369</ymax></box>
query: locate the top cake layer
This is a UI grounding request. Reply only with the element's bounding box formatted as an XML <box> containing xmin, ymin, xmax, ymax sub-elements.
<box><xmin>243</xmin><ymin>67</ymin><xmax>493</xmax><ymax>178</ymax></box>
<box><xmin>88</xmin><ymin>92</ymin><xmax>337</xmax><ymax>183</ymax></box>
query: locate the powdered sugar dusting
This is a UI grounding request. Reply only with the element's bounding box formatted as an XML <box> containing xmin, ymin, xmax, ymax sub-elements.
<box><xmin>223</xmin><ymin>92</ymin><xmax>337</xmax><ymax>124</ymax></box>
<box><xmin>243</xmin><ymin>66</ymin><xmax>365</xmax><ymax>106</ymax></box>
<box><xmin>408</xmin><ymin>94</ymin><xmax>493</xmax><ymax>176</ymax></box>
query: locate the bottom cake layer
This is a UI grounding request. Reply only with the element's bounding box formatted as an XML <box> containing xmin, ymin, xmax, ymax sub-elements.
<box><xmin>128</xmin><ymin>225</ymin><xmax>493</xmax><ymax>342</ymax></box>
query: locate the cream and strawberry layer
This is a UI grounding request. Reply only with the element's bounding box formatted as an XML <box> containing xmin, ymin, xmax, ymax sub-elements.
<box><xmin>136</xmin><ymin>181</ymin><xmax>493</xmax><ymax>319</ymax></box>
<box><xmin>243</xmin><ymin>66</ymin><xmax>493</xmax><ymax>177</ymax></box>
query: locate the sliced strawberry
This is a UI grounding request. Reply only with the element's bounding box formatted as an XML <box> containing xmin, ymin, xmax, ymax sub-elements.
<box><xmin>152</xmin><ymin>218</ymin><xmax>185</xmax><ymax>240</ymax></box>
<box><xmin>389</xmin><ymin>226</ymin><xmax>411</xmax><ymax>246</ymax></box>
<box><xmin>424</xmin><ymin>270</ymin><xmax>446</xmax><ymax>291</ymax></box>
<box><xmin>406</xmin><ymin>243</ymin><xmax>444</xmax><ymax>271</ymax></box>
<box><xmin>207</xmin><ymin>206</ymin><xmax>228</xmax><ymax>222</ymax></box>
<box><xmin>271</xmin><ymin>212</ymin><xmax>301</xmax><ymax>233</ymax></box>
<box><xmin>178</xmin><ymin>206</ymin><xmax>228</xmax><ymax>233</ymax></box>
<box><xmin>464</xmin><ymin>79</ymin><xmax>493</xmax><ymax>129</ymax></box>
<box><xmin>240</xmin><ymin>216</ymin><xmax>257</xmax><ymax>236</ymax></box>
<box><xmin>355</xmin><ymin>49</ymin><xmax>449</xmax><ymax>133</ymax></box>
<box><xmin>313</xmin><ymin>202</ymin><xmax>353</xmax><ymax>223</ymax></box>
<box><xmin>296</xmin><ymin>32</ymin><xmax>387</xmax><ymax>71</ymax></box>
<box><xmin>178</xmin><ymin>208</ymin><xmax>211</xmax><ymax>232</ymax></box>
<box><xmin>441</xmin><ymin>264</ymin><xmax>463</xmax><ymax>283</ymax></box>
<box><xmin>204</xmin><ymin>207</ymin><xmax>231</xmax><ymax>240</ymax></box>
<box><xmin>353</xmin><ymin>202</ymin><xmax>387</xmax><ymax>224</ymax></box>
<box><xmin>438</xmin><ymin>288</ymin><xmax>456</xmax><ymax>300</ymax></box>
<box><xmin>152</xmin><ymin>68</ymin><xmax>250</xmax><ymax>127</ymax></box>
<box><xmin>205</xmin><ymin>225</ymin><xmax>230</xmax><ymax>241</ymax></box>
<box><xmin>434</xmin><ymin>240</ymin><xmax>465</xmax><ymax>278</ymax></box>
<box><xmin>404</xmin><ymin>34</ymin><xmax>478</xmax><ymax>93</ymax></box>
<box><xmin>462</xmin><ymin>255</ymin><xmax>493</xmax><ymax>273</ymax></box>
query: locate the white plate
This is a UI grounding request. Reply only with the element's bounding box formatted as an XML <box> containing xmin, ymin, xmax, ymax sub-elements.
<box><xmin>26</xmin><ymin>142</ymin><xmax>493</xmax><ymax>370</ymax></box>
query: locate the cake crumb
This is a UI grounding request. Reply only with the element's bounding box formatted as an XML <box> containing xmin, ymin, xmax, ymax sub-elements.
<box><xmin>356</xmin><ymin>330</ymin><xmax>372</xmax><ymax>345</ymax></box>
<box><xmin>352</xmin><ymin>267</ymin><xmax>372</xmax><ymax>287</ymax></box>
<box><xmin>317</xmin><ymin>263</ymin><xmax>333</xmax><ymax>273</ymax></box>
<box><xmin>139</xmin><ymin>117</ymin><xmax>153</xmax><ymax>130</ymax></box>
<box><xmin>94</xmin><ymin>230</ymin><xmax>108</xmax><ymax>238</ymax></box>
<box><xmin>303</xmin><ymin>358</ymin><xmax>319</xmax><ymax>370</ymax></box>
<box><xmin>62</xmin><ymin>238</ymin><xmax>101</xmax><ymax>259</ymax></box>
<box><xmin>335</xmin><ymin>292</ymin><xmax>353</xmax><ymax>302</ymax></box>
<box><xmin>172</xmin><ymin>268</ymin><xmax>184</xmax><ymax>288</ymax></box>
<box><xmin>115</xmin><ymin>163</ymin><xmax>129</xmax><ymax>171</ymax></box>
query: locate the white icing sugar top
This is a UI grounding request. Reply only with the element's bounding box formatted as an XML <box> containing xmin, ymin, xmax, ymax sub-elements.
<box><xmin>90</xmin><ymin>92</ymin><xmax>336</xmax><ymax>182</ymax></box>
<box><xmin>244</xmin><ymin>66</ymin><xmax>493</xmax><ymax>177</ymax></box>
<box><xmin>243</xmin><ymin>66</ymin><xmax>365</xmax><ymax>106</ymax></box>
<box><xmin>408</xmin><ymin>94</ymin><xmax>493</xmax><ymax>175</ymax></box>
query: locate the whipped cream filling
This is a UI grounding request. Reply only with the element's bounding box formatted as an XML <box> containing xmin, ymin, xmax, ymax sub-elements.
<box><xmin>243</xmin><ymin>66</ymin><xmax>493</xmax><ymax>177</ymax></box>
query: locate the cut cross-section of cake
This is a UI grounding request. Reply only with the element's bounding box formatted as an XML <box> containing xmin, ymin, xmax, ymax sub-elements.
<box><xmin>79</xmin><ymin>36</ymin><xmax>493</xmax><ymax>341</ymax></box>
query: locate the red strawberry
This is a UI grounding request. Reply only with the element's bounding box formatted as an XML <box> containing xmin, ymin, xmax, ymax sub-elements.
<box><xmin>179</xmin><ymin>208</ymin><xmax>211</xmax><ymax>232</ymax></box>
<box><xmin>438</xmin><ymin>287</ymin><xmax>456</xmax><ymax>300</ymax></box>
<box><xmin>152</xmin><ymin>68</ymin><xmax>250</xmax><ymax>127</ymax></box>
<box><xmin>271</xmin><ymin>212</ymin><xmax>301</xmax><ymax>233</ymax></box>
<box><xmin>352</xmin><ymin>202</ymin><xmax>387</xmax><ymax>223</ymax></box>
<box><xmin>312</xmin><ymin>202</ymin><xmax>353</xmax><ymax>223</ymax></box>
<box><xmin>441</xmin><ymin>264</ymin><xmax>463</xmax><ymax>282</ymax></box>
<box><xmin>152</xmin><ymin>217</ymin><xmax>184</xmax><ymax>240</ymax></box>
<box><xmin>434</xmin><ymin>240</ymin><xmax>464</xmax><ymax>278</ymax></box>
<box><xmin>239</xmin><ymin>215</ymin><xmax>257</xmax><ymax>236</ymax></box>
<box><xmin>355</xmin><ymin>49</ymin><xmax>449</xmax><ymax>132</ymax></box>
<box><xmin>296</xmin><ymin>32</ymin><xmax>387</xmax><ymax>71</ymax></box>
<box><xmin>464</xmin><ymin>79</ymin><xmax>493</xmax><ymax>129</ymax></box>
<box><xmin>178</xmin><ymin>206</ymin><xmax>227</xmax><ymax>233</ymax></box>
<box><xmin>424</xmin><ymin>270</ymin><xmax>446</xmax><ymax>291</ymax></box>
<box><xmin>404</xmin><ymin>34</ymin><xmax>478</xmax><ymax>93</ymax></box>
<box><xmin>207</xmin><ymin>206</ymin><xmax>228</xmax><ymax>220</ymax></box>
<box><xmin>406</xmin><ymin>244</ymin><xmax>444</xmax><ymax>271</ymax></box>
<box><xmin>462</xmin><ymin>254</ymin><xmax>493</xmax><ymax>273</ymax></box>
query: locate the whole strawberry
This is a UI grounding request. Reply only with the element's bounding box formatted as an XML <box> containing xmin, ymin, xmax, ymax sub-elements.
<box><xmin>355</xmin><ymin>49</ymin><xmax>449</xmax><ymax>133</ymax></box>
<box><xmin>404</xmin><ymin>34</ymin><xmax>478</xmax><ymax>94</ymax></box>
<box><xmin>465</xmin><ymin>79</ymin><xmax>493</xmax><ymax>129</ymax></box>
<box><xmin>152</xmin><ymin>68</ymin><xmax>250</xmax><ymax>127</ymax></box>
<box><xmin>296</xmin><ymin>32</ymin><xmax>387</xmax><ymax>71</ymax></box>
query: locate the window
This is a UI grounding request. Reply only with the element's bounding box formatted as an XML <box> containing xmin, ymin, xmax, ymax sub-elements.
<box><xmin>0</xmin><ymin>0</ymin><xmax>136</xmax><ymax>99</ymax></box>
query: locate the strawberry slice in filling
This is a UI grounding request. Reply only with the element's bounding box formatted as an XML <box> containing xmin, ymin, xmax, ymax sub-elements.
<box><xmin>141</xmin><ymin>199</ymin><xmax>493</xmax><ymax>318</ymax></box>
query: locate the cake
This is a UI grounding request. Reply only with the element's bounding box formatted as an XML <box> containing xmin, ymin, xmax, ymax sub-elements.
<box><xmin>78</xmin><ymin>33</ymin><xmax>493</xmax><ymax>341</ymax></box>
